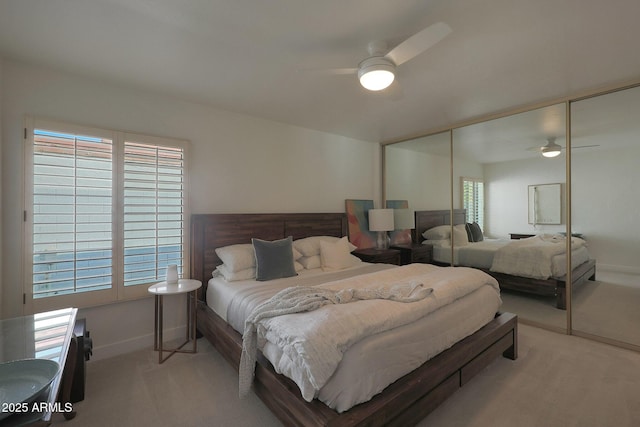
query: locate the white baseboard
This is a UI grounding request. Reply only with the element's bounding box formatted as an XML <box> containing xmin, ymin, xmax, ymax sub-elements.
<box><xmin>597</xmin><ymin>263</ymin><xmax>640</xmax><ymax>275</ymax></box>
<box><xmin>90</xmin><ymin>325</ymin><xmax>187</xmax><ymax>361</ymax></box>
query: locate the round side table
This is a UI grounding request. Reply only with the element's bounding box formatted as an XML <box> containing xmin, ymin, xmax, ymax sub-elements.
<box><xmin>148</xmin><ymin>279</ymin><xmax>202</xmax><ymax>364</ymax></box>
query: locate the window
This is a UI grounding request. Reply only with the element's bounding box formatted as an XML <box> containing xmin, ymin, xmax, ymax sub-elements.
<box><xmin>461</xmin><ymin>177</ymin><xmax>484</xmax><ymax>230</ymax></box>
<box><xmin>24</xmin><ymin>118</ymin><xmax>189</xmax><ymax>312</ymax></box>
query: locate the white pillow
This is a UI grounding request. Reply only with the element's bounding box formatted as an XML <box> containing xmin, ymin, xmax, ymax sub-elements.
<box><xmin>299</xmin><ymin>255</ymin><xmax>321</xmax><ymax>270</ymax></box>
<box><xmin>214</xmin><ymin>265</ymin><xmax>256</xmax><ymax>282</ymax></box>
<box><xmin>453</xmin><ymin>224</ymin><xmax>470</xmax><ymax>246</ymax></box>
<box><xmin>293</xmin><ymin>236</ymin><xmax>357</xmax><ymax>257</ymax></box>
<box><xmin>422</xmin><ymin>225</ymin><xmax>451</xmax><ymax>240</ymax></box>
<box><xmin>215</xmin><ymin>242</ymin><xmax>302</xmax><ymax>272</ymax></box>
<box><xmin>214</xmin><ymin>261</ymin><xmax>302</xmax><ymax>281</ymax></box>
<box><xmin>320</xmin><ymin>236</ymin><xmax>361</xmax><ymax>271</ymax></box>
<box><xmin>215</xmin><ymin>244</ymin><xmax>255</xmax><ymax>272</ymax></box>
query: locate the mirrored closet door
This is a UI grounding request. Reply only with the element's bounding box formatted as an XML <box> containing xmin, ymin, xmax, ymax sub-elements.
<box><xmin>570</xmin><ymin>85</ymin><xmax>640</xmax><ymax>348</ymax></box>
<box><xmin>452</xmin><ymin>104</ymin><xmax>568</xmax><ymax>331</ymax></box>
<box><xmin>384</xmin><ymin>131</ymin><xmax>451</xmax><ymax>213</ymax></box>
<box><xmin>384</xmin><ymin>131</ymin><xmax>452</xmax><ymax>266</ymax></box>
<box><xmin>383</xmin><ymin>81</ymin><xmax>640</xmax><ymax>351</ymax></box>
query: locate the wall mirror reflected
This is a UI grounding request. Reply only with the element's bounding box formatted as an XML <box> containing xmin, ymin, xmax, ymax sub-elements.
<box><xmin>571</xmin><ymin>85</ymin><xmax>640</xmax><ymax>348</ymax></box>
<box><xmin>528</xmin><ymin>183</ymin><xmax>561</xmax><ymax>225</ymax></box>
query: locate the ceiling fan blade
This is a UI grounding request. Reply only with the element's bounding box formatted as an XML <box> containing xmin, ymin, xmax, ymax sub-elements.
<box><xmin>385</xmin><ymin>22</ymin><xmax>452</xmax><ymax>66</ymax></box>
<box><xmin>526</xmin><ymin>146</ymin><xmax>545</xmax><ymax>152</ymax></box>
<box><xmin>526</xmin><ymin>143</ymin><xmax>598</xmax><ymax>155</ymax></box>
<box><xmin>299</xmin><ymin>67</ymin><xmax>357</xmax><ymax>75</ymax></box>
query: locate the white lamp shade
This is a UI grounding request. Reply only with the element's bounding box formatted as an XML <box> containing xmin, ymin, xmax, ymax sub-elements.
<box><xmin>369</xmin><ymin>209</ymin><xmax>395</xmax><ymax>231</ymax></box>
<box><xmin>393</xmin><ymin>209</ymin><xmax>415</xmax><ymax>230</ymax></box>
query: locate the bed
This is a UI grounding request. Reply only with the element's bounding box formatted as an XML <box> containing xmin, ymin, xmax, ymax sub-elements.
<box><xmin>415</xmin><ymin>209</ymin><xmax>596</xmax><ymax>310</ymax></box>
<box><xmin>190</xmin><ymin>212</ymin><xmax>517</xmax><ymax>427</ymax></box>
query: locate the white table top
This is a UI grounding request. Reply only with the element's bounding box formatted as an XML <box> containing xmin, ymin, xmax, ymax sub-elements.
<box><xmin>148</xmin><ymin>279</ymin><xmax>202</xmax><ymax>295</ymax></box>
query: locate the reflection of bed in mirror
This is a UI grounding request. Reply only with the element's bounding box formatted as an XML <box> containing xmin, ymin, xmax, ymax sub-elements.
<box><xmin>190</xmin><ymin>212</ymin><xmax>517</xmax><ymax>427</ymax></box>
<box><xmin>415</xmin><ymin>210</ymin><xmax>596</xmax><ymax>310</ymax></box>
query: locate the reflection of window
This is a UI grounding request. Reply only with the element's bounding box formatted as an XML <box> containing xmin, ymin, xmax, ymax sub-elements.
<box><xmin>25</xmin><ymin>118</ymin><xmax>188</xmax><ymax>311</ymax></box>
<box><xmin>33</xmin><ymin>309</ymin><xmax>73</xmax><ymax>362</ymax></box>
<box><xmin>462</xmin><ymin>177</ymin><xmax>484</xmax><ymax>229</ymax></box>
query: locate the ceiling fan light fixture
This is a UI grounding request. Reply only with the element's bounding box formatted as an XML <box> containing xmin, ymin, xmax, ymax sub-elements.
<box><xmin>541</xmin><ymin>140</ymin><xmax>562</xmax><ymax>158</ymax></box>
<box><xmin>358</xmin><ymin>57</ymin><xmax>395</xmax><ymax>91</ymax></box>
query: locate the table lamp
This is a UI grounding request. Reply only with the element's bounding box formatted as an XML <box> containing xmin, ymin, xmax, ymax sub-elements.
<box><xmin>369</xmin><ymin>208</ymin><xmax>394</xmax><ymax>250</ymax></box>
<box><xmin>392</xmin><ymin>209</ymin><xmax>415</xmax><ymax>245</ymax></box>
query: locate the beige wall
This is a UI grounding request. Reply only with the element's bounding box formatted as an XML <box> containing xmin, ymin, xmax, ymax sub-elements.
<box><xmin>0</xmin><ymin>59</ymin><xmax>379</xmax><ymax>358</ymax></box>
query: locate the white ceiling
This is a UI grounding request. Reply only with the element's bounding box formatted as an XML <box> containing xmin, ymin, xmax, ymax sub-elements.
<box><xmin>1</xmin><ymin>0</ymin><xmax>640</xmax><ymax>143</ymax></box>
<box><xmin>390</xmin><ymin>85</ymin><xmax>640</xmax><ymax>164</ymax></box>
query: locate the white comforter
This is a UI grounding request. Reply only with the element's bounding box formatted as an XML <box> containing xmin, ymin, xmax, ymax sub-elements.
<box><xmin>490</xmin><ymin>234</ymin><xmax>586</xmax><ymax>279</ymax></box>
<box><xmin>241</xmin><ymin>263</ymin><xmax>499</xmax><ymax>402</ymax></box>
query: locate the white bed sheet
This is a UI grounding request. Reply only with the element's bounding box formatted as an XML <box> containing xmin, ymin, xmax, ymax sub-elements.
<box><xmin>206</xmin><ymin>263</ymin><xmax>379</xmax><ymax>322</ymax></box>
<box><xmin>206</xmin><ymin>263</ymin><xmax>501</xmax><ymax>412</ymax></box>
<box><xmin>268</xmin><ymin>284</ymin><xmax>499</xmax><ymax>412</ymax></box>
<box><xmin>429</xmin><ymin>239</ymin><xmax>591</xmax><ymax>278</ymax></box>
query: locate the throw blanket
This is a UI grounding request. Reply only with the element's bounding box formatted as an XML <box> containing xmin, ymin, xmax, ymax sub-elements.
<box><xmin>490</xmin><ymin>234</ymin><xmax>586</xmax><ymax>279</ymax></box>
<box><xmin>239</xmin><ymin>281</ymin><xmax>433</xmax><ymax>397</ymax></box>
<box><xmin>235</xmin><ymin>263</ymin><xmax>499</xmax><ymax>401</ymax></box>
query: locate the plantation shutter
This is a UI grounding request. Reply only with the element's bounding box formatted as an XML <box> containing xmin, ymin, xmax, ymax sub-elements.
<box><xmin>123</xmin><ymin>139</ymin><xmax>185</xmax><ymax>286</ymax></box>
<box><xmin>475</xmin><ymin>180</ymin><xmax>484</xmax><ymax>228</ymax></box>
<box><xmin>462</xmin><ymin>178</ymin><xmax>484</xmax><ymax>229</ymax></box>
<box><xmin>32</xmin><ymin>129</ymin><xmax>113</xmax><ymax>298</ymax></box>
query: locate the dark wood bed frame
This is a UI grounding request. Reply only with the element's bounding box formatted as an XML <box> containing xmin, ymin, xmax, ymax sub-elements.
<box><xmin>190</xmin><ymin>212</ymin><xmax>517</xmax><ymax>427</ymax></box>
<box><xmin>415</xmin><ymin>209</ymin><xmax>597</xmax><ymax>310</ymax></box>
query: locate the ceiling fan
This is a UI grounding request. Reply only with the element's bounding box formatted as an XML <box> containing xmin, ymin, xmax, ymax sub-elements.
<box><xmin>529</xmin><ymin>137</ymin><xmax>600</xmax><ymax>158</ymax></box>
<box><xmin>316</xmin><ymin>22</ymin><xmax>452</xmax><ymax>91</ymax></box>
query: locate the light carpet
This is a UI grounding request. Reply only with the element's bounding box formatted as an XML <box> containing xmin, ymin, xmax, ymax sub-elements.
<box><xmin>501</xmin><ymin>276</ymin><xmax>640</xmax><ymax>345</ymax></box>
<box><xmin>52</xmin><ymin>324</ymin><xmax>640</xmax><ymax>427</ymax></box>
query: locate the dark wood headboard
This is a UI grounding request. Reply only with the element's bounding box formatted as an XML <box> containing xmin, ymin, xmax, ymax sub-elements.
<box><xmin>415</xmin><ymin>209</ymin><xmax>467</xmax><ymax>243</ymax></box>
<box><xmin>189</xmin><ymin>213</ymin><xmax>347</xmax><ymax>289</ymax></box>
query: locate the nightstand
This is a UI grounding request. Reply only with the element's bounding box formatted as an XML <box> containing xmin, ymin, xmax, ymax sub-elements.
<box><xmin>391</xmin><ymin>243</ymin><xmax>433</xmax><ymax>265</ymax></box>
<box><xmin>148</xmin><ymin>279</ymin><xmax>202</xmax><ymax>364</ymax></box>
<box><xmin>352</xmin><ymin>248</ymin><xmax>401</xmax><ymax>265</ymax></box>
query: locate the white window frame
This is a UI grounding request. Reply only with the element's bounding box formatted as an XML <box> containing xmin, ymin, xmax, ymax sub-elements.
<box><xmin>23</xmin><ymin>117</ymin><xmax>190</xmax><ymax>313</ymax></box>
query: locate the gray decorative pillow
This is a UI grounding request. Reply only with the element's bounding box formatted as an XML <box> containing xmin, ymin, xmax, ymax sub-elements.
<box><xmin>252</xmin><ymin>236</ymin><xmax>298</xmax><ymax>281</ymax></box>
<box><xmin>464</xmin><ymin>223</ymin><xmax>474</xmax><ymax>242</ymax></box>
<box><xmin>469</xmin><ymin>222</ymin><xmax>484</xmax><ymax>242</ymax></box>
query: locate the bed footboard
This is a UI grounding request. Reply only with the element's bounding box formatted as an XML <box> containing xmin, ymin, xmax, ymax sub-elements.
<box><xmin>490</xmin><ymin>259</ymin><xmax>596</xmax><ymax>309</ymax></box>
<box><xmin>196</xmin><ymin>301</ymin><xmax>517</xmax><ymax>427</ymax></box>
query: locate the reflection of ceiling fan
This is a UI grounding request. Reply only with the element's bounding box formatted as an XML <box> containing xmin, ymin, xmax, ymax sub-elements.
<box><xmin>316</xmin><ymin>22</ymin><xmax>452</xmax><ymax>91</ymax></box>
<box><xmin>528</xmin><ymin>137</ymin><xmax>600</xmax><ymax>158</ymax></box>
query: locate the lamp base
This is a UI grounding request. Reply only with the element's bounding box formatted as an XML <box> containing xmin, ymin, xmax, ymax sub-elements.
<box><xmin>390</xmin><ymin>230</ymin><xmax>412</xmax><ymax>246</ymax></box>
<box><xmin>375</xmin><ymin>231</ymin><xmax>390</xmax><ymax>250</ymax></box>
